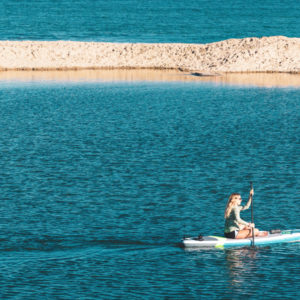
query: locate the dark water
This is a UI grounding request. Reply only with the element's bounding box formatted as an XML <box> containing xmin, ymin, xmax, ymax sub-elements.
<box><xmin>0</xmin><ymin>81</ymin><xmax>299</xmax><ymax>298</ymax></box>
<box><xmin>0</xmin><ymin>0</ymin><xmax>300</xmax><ymax>43</ymax></box>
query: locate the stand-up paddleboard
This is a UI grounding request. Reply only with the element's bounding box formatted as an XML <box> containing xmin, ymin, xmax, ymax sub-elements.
<box><xmin>182</xmin><ymin>229</ymin><xmax>300</xmax><ymax>249</ymax></box>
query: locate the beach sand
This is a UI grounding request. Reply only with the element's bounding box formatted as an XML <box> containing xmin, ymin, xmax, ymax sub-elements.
<box><xmin>0</xmin><ymin>36</ymin><xmax>300</xmax><ymax>73</ymax></box>
<box><xmin>1</xmin><ymin>36</ymin><xmax>300</xmax><ymax>87</ymax></box>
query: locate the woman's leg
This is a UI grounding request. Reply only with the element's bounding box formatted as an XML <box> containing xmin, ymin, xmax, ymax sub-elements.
<box><xmin>257</xmin><ymin>231</ymin><xmax>268</xmax><ymax>237</ymax></box>
<box><xmin>236</xmin><ymin>228</ymin><xmax>268</xmax><ymax>239</ymax></box>
<box><xmin>236</xmin><ymin>229</ymin><xmax>253</xmax><ymax>239</ymax></box>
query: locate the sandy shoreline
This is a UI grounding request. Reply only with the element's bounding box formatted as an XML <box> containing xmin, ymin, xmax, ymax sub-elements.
<box><xmin>1</xmin><ymin>69</ymin><xmax>300</xmax><ymax>88</ymax></box>
<box><xmin>1</xmin><ymin>36</ymin><xmax>300</xmax><ymax>73</ymax></box>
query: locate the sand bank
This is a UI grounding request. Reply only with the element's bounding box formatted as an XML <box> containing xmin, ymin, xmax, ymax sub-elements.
<box><xmin>0</xmin><ymin>36</ymin><xmax>300</xmax><ymax>73</ymax></box>
<box><xmin>1</xmin><ymin>69</ymin><xmax>300</xmax><ymax>88</ymax></box>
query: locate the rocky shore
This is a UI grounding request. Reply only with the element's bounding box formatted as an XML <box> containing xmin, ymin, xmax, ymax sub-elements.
<box><xmin>0</xmin><ymin>36</ymin><xmax>299</xmax><ymax>73</ymax></box>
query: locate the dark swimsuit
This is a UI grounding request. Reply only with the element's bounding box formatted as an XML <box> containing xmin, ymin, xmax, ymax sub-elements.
<box><xmin>224</xmin><ymin>231</ymin><xmax>238</xmax><ymax>239</ymax></box>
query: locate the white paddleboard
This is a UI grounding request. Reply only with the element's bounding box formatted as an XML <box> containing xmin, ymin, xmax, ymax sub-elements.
<box><xmin>182</xmin><ymin>229</ymin><xmax>300</xmax><ymax>249</ymax></box>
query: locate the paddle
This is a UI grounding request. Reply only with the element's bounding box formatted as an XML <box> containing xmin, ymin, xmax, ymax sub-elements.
<box><xmin>250</xmin><ymin>182</ymin><xmax>255</xmax><ymax>247</ymax></box>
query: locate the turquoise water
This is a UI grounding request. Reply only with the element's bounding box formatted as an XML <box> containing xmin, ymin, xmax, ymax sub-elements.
<box><xmin>0</xmin><ymin>81</ymin><xmax>299</xmax><ymax>298</ymax></box>
<box><xmin>0</xmin><ymin>0</ymin><xmax>300</xmax><ymax>298</ymax></box>
<box><xmin>0</xmin><ymin>0</ymin><xmax>300</xmax><ymax>43</ymax></box>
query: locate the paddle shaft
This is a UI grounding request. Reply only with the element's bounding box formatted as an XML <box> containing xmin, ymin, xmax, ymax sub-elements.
<box><xmin>250</xmin><ymin>182</ymin><xmax>255</xmax><ymax>246</ymax></box>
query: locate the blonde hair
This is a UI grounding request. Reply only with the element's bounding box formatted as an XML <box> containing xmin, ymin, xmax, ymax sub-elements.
<box><xmin>224</xmin><ymin>193</ymin><xmax>240</xmax><ymax>219</ymax></box>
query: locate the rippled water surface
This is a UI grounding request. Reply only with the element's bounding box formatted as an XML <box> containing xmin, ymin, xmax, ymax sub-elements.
<box><xmin>1</xmin><ymin>0</ymin><xmax>299</xmax><ymax>298</ymax></box>
<box><xmin>0</xmin><ymin>0</ymin><xmax>300</xmax><ymax>43</ymax></box>
<box><xmin>0</xmin><ymin>81</ymin><xmax>299</xmax><ymax>298</ymax></box>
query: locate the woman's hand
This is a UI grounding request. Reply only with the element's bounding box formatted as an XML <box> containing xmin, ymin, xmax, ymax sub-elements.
<box><xmin>250</xmin><ymin>188</ymin><xmax>254</xmax><ymax>197</ymax></box>
<box><xmin>248</xmin><ymin>223</ymin><xmax>255</xmax><ymax>228</ymax></box>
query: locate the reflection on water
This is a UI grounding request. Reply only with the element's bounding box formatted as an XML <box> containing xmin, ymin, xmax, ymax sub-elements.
<box><xmin>209</xmin><ymin>73</ymin><xmax>300</xmax><ymax>88</ymax></box>
<box><xmin>0</xmin><ymin>69</ymin><xmax>185</xmax><ymax>83</ymax></box>
<box><xmin>225</xmin><ymin>248</ymin><xmax>260</xmax><ymax>286</ymax></box>
<box><xmin>1</xmin><ymin>69</ymin><xmax>300</xmax><ymax>87</ymax></box>
<box><xmin>184</xmin><ymin>246</ymin><xmax>272</xmax><ymax>289</ymax></box>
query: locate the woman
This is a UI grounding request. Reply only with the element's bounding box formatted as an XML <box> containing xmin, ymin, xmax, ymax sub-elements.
<box><xmin>224</xmin><ymin>188</ymin><xmax>268</xmax><ymax>239</ymax></box>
